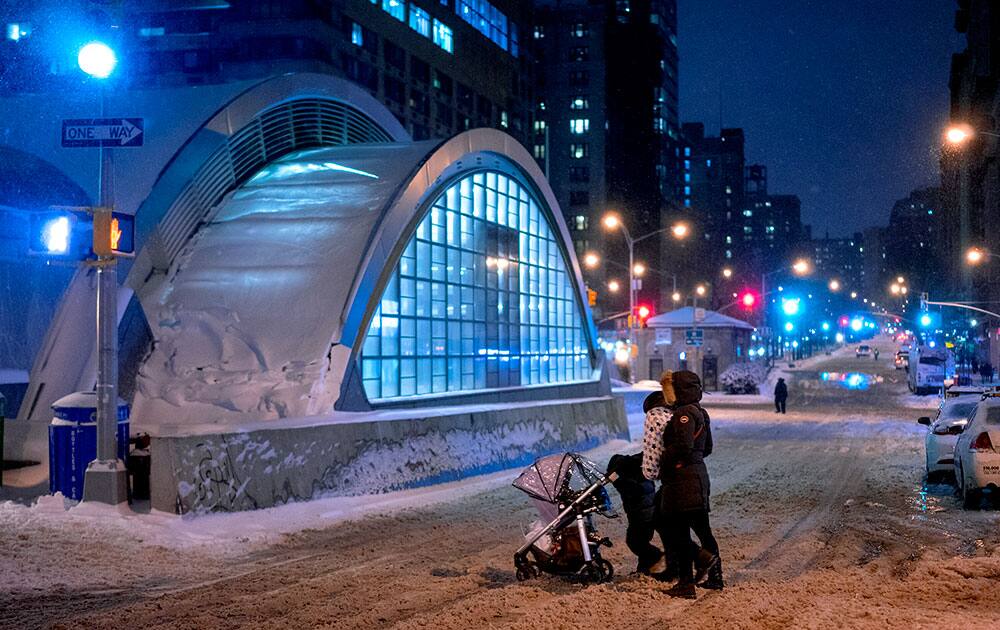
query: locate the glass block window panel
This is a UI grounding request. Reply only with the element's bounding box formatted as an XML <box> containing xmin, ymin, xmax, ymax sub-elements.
<box><xmin>361</xmin><ymin>170</ymin><xmax>594</xmax><ymax>400</ymax></box>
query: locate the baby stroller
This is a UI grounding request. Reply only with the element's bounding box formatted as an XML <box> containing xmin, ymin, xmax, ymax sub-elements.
<box><xmin>512</xmin><ymin>452</ymin><xmax>619</xmax><ymax>584</ymax></box>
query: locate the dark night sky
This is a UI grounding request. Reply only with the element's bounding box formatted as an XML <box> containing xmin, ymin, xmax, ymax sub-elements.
<box><xmin>678</xmin><ymin>1</ymin><xmax>962</xmax><ymax>237</ymax></box>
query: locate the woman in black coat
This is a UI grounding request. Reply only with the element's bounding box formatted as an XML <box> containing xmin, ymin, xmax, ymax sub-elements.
<box><xmin>658</xmin><ymin>370</ymin><xmax>722</xmax><ymax>598</ymax></box>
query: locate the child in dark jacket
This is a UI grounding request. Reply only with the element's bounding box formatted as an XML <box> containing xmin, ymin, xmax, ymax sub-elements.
<box><xmin>607</xmin><ymin>452</ymin><xmax>665</xmax><ymax>574</ymax></box>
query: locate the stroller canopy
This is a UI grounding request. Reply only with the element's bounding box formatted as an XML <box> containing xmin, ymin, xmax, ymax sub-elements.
<box><xmin>512</xmin><ymin>452</ymin><xmax>604</xmax><ymax>504</ymax></box>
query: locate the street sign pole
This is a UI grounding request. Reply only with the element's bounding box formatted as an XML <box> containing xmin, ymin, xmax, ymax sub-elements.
<box><xmin>81</xmin><ymin>87</ymin><xmax>128</xmax><ymax>505</ymax></box>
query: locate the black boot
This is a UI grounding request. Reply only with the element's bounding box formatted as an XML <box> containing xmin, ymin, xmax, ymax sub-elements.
<box><xmin>666</xmin><ymin>581</ymin><xmax>697</xmax><ymax>599</ymax></box>
<box><xmin>694</xmin><ymin>549</ymin><xmax>719</xmax><ymax>583</ymax></box>
<box><xmin>698</xmin><ymin>558</ymin><xmax>724</xmax><ymax>590</ymax></box>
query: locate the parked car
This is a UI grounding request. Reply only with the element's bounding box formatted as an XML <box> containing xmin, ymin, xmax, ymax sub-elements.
<box><xmin>856</xmin><ymin>345</ymin><xmax>871</xmax><ymax>358</ymax></box>
<box><xmin>918</xmin><ymin>395</ymin><xmax>979</xmax><ymax>481</ymax></box>
<box><xmin>894</xmin><ymin>350</ymin><xmax>909</xmax><ymax>370</ymax></box>
<box><xmin>954</xmin><ymin>397</ymin><xmax>1000</xmax><ymax>508</ymax></box>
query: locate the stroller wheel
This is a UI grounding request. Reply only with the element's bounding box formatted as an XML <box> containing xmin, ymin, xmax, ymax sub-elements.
<box><xmin>583</xmin><ymin>563</ymin><xmax>604</xmax><ymax>585</ymax></box>
<box><xmin>516</xmin><ymin>566</ymin><xmax>535</xmax><ymax>582</ymax></box>
<box><xmin>597</xmin><ymin>558</ymin><xmax>614</xmax><ymax>582</ymax></box>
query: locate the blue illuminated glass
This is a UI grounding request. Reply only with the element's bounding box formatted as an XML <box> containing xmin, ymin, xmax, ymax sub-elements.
<box><xmin>455</xmin><ymin>0</ymin><xmax>515</xmax><ymax>53</ymax></box>
<box><xmin>360</xmin><ymin>171</ymin><xmax>593</xmax><ymax>400</ymax></box>
<box><xmin>409</xmin><ymin>6</ymin><xmax>431</xmax><ymax>37</ymax></box>
<box><xmin>383</xmin><ymin>0</ymin><xmax>406</xmax><ymax>22</ymax></box>
<box><xmin>433</xmin><ymin>19</ymin><xmax>453</xmax><ymax>53</ymax></box>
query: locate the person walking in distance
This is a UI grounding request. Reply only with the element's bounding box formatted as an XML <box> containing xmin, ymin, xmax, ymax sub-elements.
<box><xmin>774</xmin><ymin>377</ymin><xmax>788</xmax><ymax>414</ymax></box>
<box><xmin>644</xmin><ymin>370</ymin><xmax>722</xmax><ymax>598</ymax></box>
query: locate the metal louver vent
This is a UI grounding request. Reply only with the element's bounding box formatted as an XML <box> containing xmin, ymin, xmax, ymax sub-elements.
<box><xmin>152</xmin><ymin>98</ymin><xmax>393</xmax><ymax>269</ymax></box>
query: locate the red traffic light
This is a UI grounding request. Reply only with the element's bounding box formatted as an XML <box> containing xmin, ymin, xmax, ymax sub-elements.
<box><xmin>740</xmin><ymin>291</ymin><xmax>757</xmax><ymax>309</ymax></box>
<box><xmin>637</xmin><ymin>305</ymin><xmax>652</xmax><ymax>321</ymax></box>
<box><xmin>838</xmin><ymin>316</ymin><xmax>849</xmax><ymax>328</ymax></box>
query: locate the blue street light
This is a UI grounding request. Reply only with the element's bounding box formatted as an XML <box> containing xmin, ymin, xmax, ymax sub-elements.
<box><xmin>782</xmin><ymin>298</ymin><xmax>801</xmax><ymax>316</ymax></box>
<box><xmin>821</xmin><ymin>322</ymin><xmax>830</xmax><ymax>331</ymax></box>
<box><xmin>77</xmin><ymin>41</ymin><xmax>117</xmax><ymax>78</ymax></box>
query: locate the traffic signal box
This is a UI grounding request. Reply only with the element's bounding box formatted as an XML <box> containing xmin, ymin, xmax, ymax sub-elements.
<box><xmin>28</xmin><ymin>207</ymin><xmax>134</xmax><ymax>259</ymax></box>
<box><xmin>92</xmin><ymin>209</ymin><xmax>135</xmax><ymax>257</ymax></box>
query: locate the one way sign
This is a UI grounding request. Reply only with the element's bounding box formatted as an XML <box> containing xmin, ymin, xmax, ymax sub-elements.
<box><xmin>62</xmin><ymin>118</ymin><xmax>144</xmax><ymax>148</ymax></box>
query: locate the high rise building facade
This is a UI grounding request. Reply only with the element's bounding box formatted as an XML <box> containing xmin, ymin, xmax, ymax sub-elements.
<box><xmin>533</xmin><ymin>0</ymin><xmax>680</xmax><ymax>317</ymax></box>
<box><xmin>810</xmin><ymin>232</ymin><xmax>864</xmax><ymax>292</ymax></box>
<box><xmin>884</xmin><ymin>187</ymin><xmax>943</xmax><ymax>295</ymax></box>
<box><xmin>0</xmin><ymin>0</ymin><xmax>532</xmax><ymax>144</ymax></box>
<box><xmin>942</xmin><ymin>0</ymin><xmax>1000</xmax><ymax>292</ymax></box>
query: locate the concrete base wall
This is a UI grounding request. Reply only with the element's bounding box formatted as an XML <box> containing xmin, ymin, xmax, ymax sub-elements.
<box><xmin>149</xmin><ymin>396</ymin><xmax>627</xmax><ymax>514</ymax></box>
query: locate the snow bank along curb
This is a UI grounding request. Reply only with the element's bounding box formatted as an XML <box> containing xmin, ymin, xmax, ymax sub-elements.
<box><xmin>150</xmin><ymin>396</ymin><xmax>627</xmax><ymax>513</ymax></box>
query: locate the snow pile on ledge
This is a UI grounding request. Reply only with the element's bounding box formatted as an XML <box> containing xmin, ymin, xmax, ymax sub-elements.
<box><xmin>0</xmin><ymin>438</ymin><xmax>632</xmax><ymax>553</ymax></box>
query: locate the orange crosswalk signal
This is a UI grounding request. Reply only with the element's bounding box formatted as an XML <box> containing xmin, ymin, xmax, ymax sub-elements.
<box><xmin>92</xmin><ymin>208</ymin><xmax>135</xmax><ymax>257</ymax></box>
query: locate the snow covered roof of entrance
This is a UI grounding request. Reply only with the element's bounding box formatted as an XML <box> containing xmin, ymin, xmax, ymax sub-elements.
<box><xmin>646</xmin><ymin>307</ymin><xmax>754</xmax><ymax>330</ymax></box>
<box><xmin>128</xmin><ymin>127</ymin><xmax>595</xmax><ymax>427</ymax></box>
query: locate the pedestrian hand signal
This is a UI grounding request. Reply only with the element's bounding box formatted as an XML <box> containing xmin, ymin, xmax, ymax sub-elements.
<box><xmin>93</xmin><ymin>209</ymin><xmax>135</xmax><ymax>257</ymax></box>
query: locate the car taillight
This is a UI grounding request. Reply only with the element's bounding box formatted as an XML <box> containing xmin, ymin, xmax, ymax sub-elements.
<box><xmin>970</xmin><ymin>432</ymin><xmax>995</xmax><ymax>452</ymax></box>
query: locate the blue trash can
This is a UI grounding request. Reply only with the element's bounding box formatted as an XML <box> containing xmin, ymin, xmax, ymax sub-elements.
<box><xmin>48</xmin><ymin>391</ymin><xmax>129</xmax><ymax>501</ymax></box>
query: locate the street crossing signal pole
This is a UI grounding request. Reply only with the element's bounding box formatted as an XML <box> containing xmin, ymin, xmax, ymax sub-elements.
<box><xmin>82</xmin><ymin>90</ymin><xmax>127</xmax><ymax>505</ymax></box>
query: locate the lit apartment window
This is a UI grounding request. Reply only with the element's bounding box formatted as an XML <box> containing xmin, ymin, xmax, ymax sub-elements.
<box><xmin>433</xmin><ymin>19</ymin><xmax>453</xmax><ymax>52</ymax></box>
<box><xmin>683</xmin><ymin>186</ymin><xmax>690</xmax><ymax>195</ymax></box>
<box><xmin>533</xmin><ymin>144</ymin><xmax>545</xmax><ymax>159</ymax></box>
<box><xmin>571</xmin><ymin>23</ymin><xmax>588</xmax><ymax>37</ymax></box>
<box><xmin>534</xmin><ymin>25</ymin><xmax>545</xmax><ymax>39</ymax></box>
<box><xmin>409</xmin><ymin>6</ymin><xmax>431</xmax><ymax>37</ymax></box>
<box><xmin>571</xmin><ymin>97</ymin><xmax>589</xmax><ymax>110</ymax></box>
<box><xmin>351</xmin><ymin>23</ymin><xmax>364</xmax><ymax>46</ymax></box>
<box><xmin>725</xmin><ymin>236</ymin><xmax>732</xmax><ymax>244</ymax></box>
<box><xmin>684</xmin><ymin>173</ymin><xmax>690</xmax><ymax>183</ymax></box>
<box><xmin>683</xmin><ymin>160</ymin><xmax>690</xmax><ymax>169</ymax></box>
<box><xmin>533</xmin><ymin>120</ymin><xmax>546</xmax><ymax>133</ymax></box>
<box><xmin>139</xmin><ymin>26</ymin><xmax>164</xmax><ymax>37</ymax></box>
<box><xmin>570</xmin><ymin>46</ymin><xmax>588</xmax><ymax>61</ymax></box>
<box><xmin>742</xmin><ymin>209</ymin><xmax>752</xmax><ymax>217</ymax></box>
<box><xmin>383</xmin><ymin>0</ymin><xmax>406</xmax><ymax>22</ymax></box>
<box><xmin>725</xmin><ymin>250</ymin><xmax>732</xmax><ymax>259</ymax></box>
<box><xmin>684</xmin><ymin>198</ymin><xmax>691</xmax><ymax>207</ymax></box>
<box><xmin>569</xmin><ymin>144</ymin><xmax>588</xmax><ymax>159</ymax></box>
<box><xmin>725</xmin><ymin>186</ymin><xmax>732</xmax><ymax>194</ymax></box>
<box><xmin>573</xmin><ymin>215</ymin><xmax>589</xmax><ymax>230</ymax></box>
<box><xmin>500</xmin><ymin>111</ymin><xmax>509</xmax><ymax>128</ymax></box>
<box><xmin>685</xmin><ymin>147</ymin><xmax>691</xmax><ymax>157</ymax></box>
<box><xmin>706</xmin><ymin>159</ymin><xmax>712</xmax><ymax>166</ymax></box>
<box><xmin>456</xmin><ymin>0</ymin><xmax>515</xmax><ymax>53</ymax></box>
<box><xmin>570</xmin><ymin>119</ymin><xmax>589</xmax><ymax>134</ymax></box>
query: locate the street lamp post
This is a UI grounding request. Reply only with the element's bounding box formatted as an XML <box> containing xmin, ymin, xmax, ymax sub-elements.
<box><xmin>78</xmin><ymin>41</ymin><xmax>128</xmax><ymax>505</ymax></box>
<box><xmin>603</xmin><ymin>214</ymin><xmax>688</xmax><ymax>381</ymax></box>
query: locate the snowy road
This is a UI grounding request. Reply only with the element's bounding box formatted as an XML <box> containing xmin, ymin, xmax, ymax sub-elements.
<box><xmin>5</xmin><ymin>338</ymin><xmax>1000</xmax><ymax>629</ymax></box>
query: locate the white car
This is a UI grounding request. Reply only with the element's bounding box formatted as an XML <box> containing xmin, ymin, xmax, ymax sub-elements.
<box><xmin>856</xmin><ymin>345</ymin><xmax>871</xmax><ymax>358</ymax></box>
<box><xmin>918</xmin><ymin>396</ymin><xmax>978</xmax><ymax>480</ymax></box>
<box><xmin>954</xmin><ymin>397</ymin><xmax>1000</xmax><ymax>509</ymax></box>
